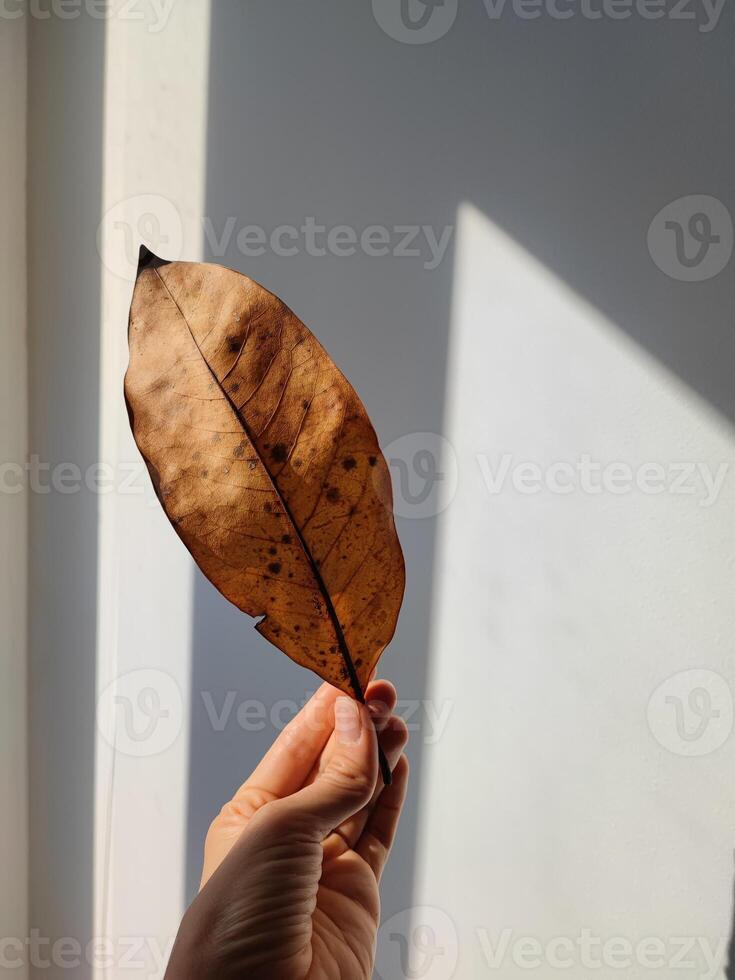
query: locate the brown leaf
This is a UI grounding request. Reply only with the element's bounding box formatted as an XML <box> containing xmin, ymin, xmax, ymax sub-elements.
<box><xmin>124</xmin><ymin>251</ymin><xmax>405</xmax><ymax>700</ymax></box>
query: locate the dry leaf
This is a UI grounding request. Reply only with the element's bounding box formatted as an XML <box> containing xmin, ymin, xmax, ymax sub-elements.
<box><xmin>125</xmin><ymin>250</ymin><xmax>405</xmax><ymax>706</ymax></box>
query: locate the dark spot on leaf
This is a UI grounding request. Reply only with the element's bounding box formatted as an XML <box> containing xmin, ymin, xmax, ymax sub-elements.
<box><xmin>342</xmin><ymin>457</ymin><xmax>356</xmax><ymax>471</ymax></box>
<box><xmin>234</xmin><ymin>442</ymin><xmax>246</xmax><ymax>459</ymax></box>
<box><xmin>227</xmin><ymin>335</ymin><xmax>240</xmax><ymax>353</ymax></box>
<box><xmin>281</xmin><ymin>534</ymin><xmax>292</xmax><ymax>544</ymax></box>
<box><xmin>268</xmin><ymin>562</ymin><xmax>282</xmax><ymax>575</ymax></box>
<box><xmin>355</xmin><ymin>657</ymin><xmax>363</xmax><ymax>667</ymax></box>
<box><xmin>368</xmin><ymin>456</ymin><xmax>377</xmax><ymax>466</ymax></box>
<box><xmin>302</xmin><ymin>399</ymin><xmax>309</xmax><ymax>409</ymax></box>
<box><xmin>326</xmin><ymin>487</ymin><xmax>340</xmax><ymax>503</ymax></box>
<box><xmin>294</xmin><ymin>624</ymin><xmax>301</xmax><ymax>632</ymax></box>
<box><xmin>269</xmin><ymin>546</ymin><xmax>277</xmax><ymax>555</ymax></box>
<box><xmin>271</xmin><ymin>443</ymin><xmax>287</xmax><ymax>463</ymax></box>
<box><xmin>230</xmin><ymin>382</ymin><xmax>240</xmax><ymax>394</ymax></box>
<box><xmin>294</xmin><ymin>458</ymin><xmax>302</xmax><ymax>467</ymax></box>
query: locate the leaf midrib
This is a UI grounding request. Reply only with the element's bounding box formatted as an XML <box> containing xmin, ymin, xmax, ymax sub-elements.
<box><xmin>153</xmin><ymin>267</ymin><xmax>366</xmax><ymax>704</ymax></box>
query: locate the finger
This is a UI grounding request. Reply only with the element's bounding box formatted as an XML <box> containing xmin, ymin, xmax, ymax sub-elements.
<box><xmin>365</xmin><ymin>678</ymin><xmax>397</xmax><ymax>722</ymax></box>
<box><xmin>237</xmin><ymin>682</ymin><xmax>339</xmax><ymax>799</ymax></box>
<box><xmin>300</xmin><ymin>678</ymin><xmax>397</xmax><ymax>789</ymax></box>
<box><xmin>247</xmin><ymin>681</ymin><xmax>394</xmax><ymax>799</ymax></box>
<box><xmin>263</xmin><ymin>697</ymin><xmax>378</xmax><ymax>839</ymax></box>
<box><xmin>375</xmin><ymin>714</ymin><xmax>408</xmax><ymax>778</ymax></box>
<box><xmin>356</xmin><ymin>753</ymin><xmax>409</xmax><ymax>881</ymax></box>
<box><xmin>326</xmin><ymin>714</ymin><xmax>409</xmax><ymax>856</ymax></box>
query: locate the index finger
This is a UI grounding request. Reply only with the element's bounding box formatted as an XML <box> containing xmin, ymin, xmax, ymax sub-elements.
<box><xmin>235</xmin><ymin>682</ymin><xmax>339</xmax><ymax>800</ymax></box>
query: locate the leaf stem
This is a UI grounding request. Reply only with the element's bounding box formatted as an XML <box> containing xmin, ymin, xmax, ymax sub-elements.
<box><xmin>377</xmin><ymin>744</ymin><xmax>393</xmax><ymax>786</ymax></box>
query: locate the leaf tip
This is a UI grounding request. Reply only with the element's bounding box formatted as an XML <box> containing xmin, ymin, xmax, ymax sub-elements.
<box><xmin>137</xmin><ymin>244</ymin><xmax>169</xmax><ymax>277</ymax></box>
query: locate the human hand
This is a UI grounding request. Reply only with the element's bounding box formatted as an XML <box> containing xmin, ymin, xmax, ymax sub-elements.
<box><xmin>165</xmin><ymin>680</ymin><xmax>409</xmax><ymax>979</ymax></box>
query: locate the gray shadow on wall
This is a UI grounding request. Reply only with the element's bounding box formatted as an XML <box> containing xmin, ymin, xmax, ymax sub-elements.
<box><xmin>184</xmin><ymin>2</ymin><xmax>457</xmax><ymax>913</ymax></box>
<box><xmin>27</xmin><ymin>11</ymin><xmax>106</xmax><ymax>979</ymax></box>
<box><xmin>188</xmin><ymin>3</ymin><xmax>455</xmax><ymax>915</ymax></box>
<box><xmin>187</xmin><ymin>0</ymin><xmax>735</xmax><ymax>917</ymax></box>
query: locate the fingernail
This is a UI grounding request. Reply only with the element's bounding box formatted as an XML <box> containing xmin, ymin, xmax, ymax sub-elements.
<box><xmin>335</xmin><ymin>697</ymin><xmax>361</xmax><ymax>744</ymax></box>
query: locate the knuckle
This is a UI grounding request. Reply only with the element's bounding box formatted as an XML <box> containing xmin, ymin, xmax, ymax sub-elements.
<box><xmin>324</xmin><ymin>759</ymin><xmax>375</xmax><ymax>802</ymax></box>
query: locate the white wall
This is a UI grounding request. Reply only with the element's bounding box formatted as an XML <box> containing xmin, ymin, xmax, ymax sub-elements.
<box><xmin>0</xmin><ymin>16</ymin><xmax>28</xmax><ymax>980</ymax></box>
<box><xmin>409</xmin><ymin>204</ymin><xmax>735</xmax><ymax>979</ymax></box>
<box><xmin>94</xmin><ymin>6</ymin><xmax>211</xmax><ymax>976</ymax></box>
<box><xmin>25</xmin><ymin>7</ymin><xmax>210</xmax><ymax>975</ymax></box>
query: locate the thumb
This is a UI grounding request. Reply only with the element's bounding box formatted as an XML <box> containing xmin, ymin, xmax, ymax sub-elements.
<box><xmin>266</xmin><ymin>696</ymin><xmax>378</xmax><ymax>840</ymax></box>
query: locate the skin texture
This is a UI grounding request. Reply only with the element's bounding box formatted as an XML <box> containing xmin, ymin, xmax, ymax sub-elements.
<box><xmin>165</xmin><ymin>680</ymin><xmax>409</xmax><ymax>980</ymax></box>
<box><xmin>125</xmin><ymin>257</ymin><xmax>405</xmax><ymax>697</ymax></box>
